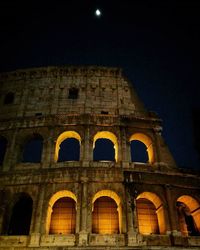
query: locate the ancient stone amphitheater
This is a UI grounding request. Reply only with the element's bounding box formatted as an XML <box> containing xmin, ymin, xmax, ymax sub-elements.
<box><xmin>0</xmin><ymin>66</ymin><xmax>199</xmax><ymax>249</ymax></box>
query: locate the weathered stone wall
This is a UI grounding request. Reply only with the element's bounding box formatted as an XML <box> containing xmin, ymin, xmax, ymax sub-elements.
<box><xmin>0</xmin><ymin>66</ymin><xmax>199</xmax><ymax>249</ymax></box>
<box><xmin>0</xmin><ymin>66</ymin><xmax>146</xmax><ymax>119</ymax></box>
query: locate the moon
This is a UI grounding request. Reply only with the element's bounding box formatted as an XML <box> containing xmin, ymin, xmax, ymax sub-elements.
<box><xmin>95</xmin><ymin>9</ymin><xmax>101</xmax><ymax>17</ymax></box>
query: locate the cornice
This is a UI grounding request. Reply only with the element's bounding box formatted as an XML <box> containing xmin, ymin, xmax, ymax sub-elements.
<box><xmin>0</xmin><ymin>66</ymin><xmax>122</xmax><ymax>81</ymax></box>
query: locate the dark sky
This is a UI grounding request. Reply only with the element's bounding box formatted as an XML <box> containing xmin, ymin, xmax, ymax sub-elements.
<box><xmin>0</xmin><ymin>0</ymin><xmax>200</xmax><ymax>170</ymax></box>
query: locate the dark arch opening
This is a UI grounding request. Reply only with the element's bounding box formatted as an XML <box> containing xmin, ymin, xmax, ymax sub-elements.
<box><xmin>8</xmin><ymin>195</ymin><xmax>33</xmax><ymax>235</ymax></box>
<box><xmin>176</xmin><ymin>201</ymin><xmax>200</xmax><ymax>236</ymax></box>
<box><xmin>4</xmin><ymin>92</ymin><xmax>15</xmax><ymax>105</ymax></box>
<box><xmin>0</xmin><ymin>136</ymin><xmax>7</xmax><ymax>165</ymax></box>
<box><xmin>49</xmin><ymin>197</ymin><xmax>76</xmax><ymax>234</ymax></box>
<box><xmin>92</xmin><ymin>196</ymin><xmax>119</xmax><ymax>234</ymax></box>
<box><xmin>93</xmin><ymin>139</ymin><xmax>115</xmax><ymax>161</ymax></box>
<box><xmin>22</xmin><ymin>134</ymin><xmax>43</xmax><ymax>163</ymax></box>
<box><xmin>58</xmin><ymin>138</ymin><xmax>80</xmax><ymax>162</ymax></box>
<box><xmin>130</xmin><ymin>140</ymin><xmax>148</xmax><ymax>163</ymax></box>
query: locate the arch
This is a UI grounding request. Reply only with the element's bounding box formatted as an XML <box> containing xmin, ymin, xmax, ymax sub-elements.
<box><xmin>55</xmin><ymin>131</ymin><xmax>81</xmax><ymax>162</ymax></box>
<box><xmin>0</xmin><ymin>136</ymin><xmax>7</xmax><ymax>165</ymax></box>
<box><xmin>177</xmin><ymin>195</ymin><xmax>200</xmax><ymax>236</ymax></box>
<box><xmin>8</xmin><ymin>193</ymin><xmax>33</xmax><ymax>235</ymax></box>
<box><xmin>92</xmin><ymin>190</ymin><xmax>122</xmax><ymax>233</ymax></box>
<box><xmin>93</xmin><ymin>131</ymin><xmax>118</xmax><ymax>162</ymax></box>
<box><xmin>58</xmin><ymin>138</ymin><xmax>80</xmax><ymax>162</ymax></box>
<box><xmin>129</xmin><ymin>133</ymin><xmax>154</xmax><ymax>164</ymax></box>
<box><xmin>130</xmin><ymin>140</ymin><xmax>148</xmax><ymax>163</ymax></box>
<box><xmin>46</xmin><ymin>190</ymin><xmax>77</xmax><ymax>234</ymax></box>
<box><xmin>22</xmin><ymin>134</ymin><xmax>43</xmax><ymax>163</ymax></box>
<box><xmin>136</xmin><ymin>192</ymin><xmax>166</xmax><ymax>234</ymax></box>
<box><xmin>49</xmin><ymin>197</ymin><xmax>76</xmax><ymax>234</ymax></box>
<box><xmin>93</xmin><ymin>138</ymin><xmax>115</xmax><ymax>161</ymax></box>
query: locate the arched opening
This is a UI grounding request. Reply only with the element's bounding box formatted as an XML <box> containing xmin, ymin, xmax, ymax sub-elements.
<box><xmin>46</xmin><ymin>190</ymin><xmax>77</xmax><ymax>234</ymax></box>
<box><xmin>0</xmin><ymin>136</ymin><xmax>7</xmax><ymax>165</ymax></box>
<box><xmin>130</xmin><ymin>140</ymin><xmax>148</xmax><ymax>163</ymax></box>
<box><xmin>177</xmin><ymin>195</ymin><xmax>200</xmax><ymax>236</ymax></box>
<box><xmin>93</xmin><ymin>131</ymin><xmax>118</xmax><ymax>162</ymax></box>
<box><xmin>58</xmin><ymin>138</ymin><xmax>80</xmax><ymax>162</ymax></box>
<box><xmin>55</xmin><ymin>131</ymin><xmax>81</xmax><ymax>162</ymax></box>
<box><xmin>93</xmin><ymin>138</ymin><xmax>115</xmax><ymax>161</ymax></box>
<box><xmin>92</xmin><ymin>190</ymin><xmax>121</xmax><ymax>234</ymax></box>
<box><xmin>4</xmin><ymin>92</ymin><xmax>15</xmax><ymax>105</ymax></box>
<box><xmin>136</xmin><ymin>192</ymin><xmax>166</xmax><ymax>235</ymax></box>
<box><xmin>129</xmin><ymin>133</ymin><xmax>154</xmax><ymax>164</ymax></box>
<box><xmin>49</xmin><ymin>197</ymin><xmax>76</xmax><ymax>234</ymax></box>
<box><xmin>8</xmin><ymin>194</ymin><xmax>33</xmax><ymax>235</ymax></box>
<box><xmin>22</xmin><ymin>134</ymin><xmax>43</xmax><ymax>163</ymax></box>
<box><xmin>92</xmin><ymin>196</ymin><xmax>119</xmax><ymax>234</ymax></box>
<box><xmin>136</xmin><ymin>198</ymin><xmax>159</xmax><ymax>235</ymax></box>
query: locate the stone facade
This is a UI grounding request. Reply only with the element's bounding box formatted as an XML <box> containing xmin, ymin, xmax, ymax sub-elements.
<box><xmin>0</xmin><ymin>66</ymin><xmax>199</xmax><ymax>249</ymax></box>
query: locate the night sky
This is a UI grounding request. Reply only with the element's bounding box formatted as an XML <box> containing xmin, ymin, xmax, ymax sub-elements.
<box><xmin>0</xmin><ymin>0</ymin><xmax>199</xmax><ymax>170</ymax></box>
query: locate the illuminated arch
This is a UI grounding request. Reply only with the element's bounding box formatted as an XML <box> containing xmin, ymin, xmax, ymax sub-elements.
<box><xmin>136</xmin><ymin>192</ymin><xmax>166</xmax><ymax>234</ymax></box>
<box><xmin>129</xmin><ymin>133</ymin><xmax>154</xmax><ymax>164</ymax></box>
<box><xmin>93</xmin><ymin>131</ymin><xmax>118</xmax><ymax>162</ymax></box>
<box><xmin>177</xmin><ymin>195</ymin><xmax>200</xmax><ymax>236</ymax></box>
<box><xmin>55</xmin><ymin>131</ymin><xmax>81</xmax><ymax>162</ymax></box>
<box><xmin>46</xmin><ymin>190</ymin><xmax>77</xmax><ymax>234</ymax></box>
<box><xmin>92</xmin><ymin>190</ymin><xmax>122</xmax><ymax>233</ymax></box>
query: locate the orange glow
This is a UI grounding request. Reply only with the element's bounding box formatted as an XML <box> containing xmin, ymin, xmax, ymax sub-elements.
<box><xmin>129</xmin><ymin>133</ymin><xmax>154</xmax><ymax>164</ymax></box>
<box><xmin>92</xmin><ymin>197</ymin><xmax>119</xmax><ymax>234</ymax></box>
<box><xmin>136</xmin><ymin>192</ymin><xmax>165</xmax><ymax>235</ymax></box>
<box><xmin>49</xmin><ymin>197</ymin><xmax>76</xmax><ymax>234</ymax></box>
<box><xmin>46</xmin><ymin>190</ymin><xmax>77</xmax><ymax>234</ymax></box>
<box><xmin>92</xmin><ymin>190</ymin><xmax>122</xmax><ymax>234</ymax></box>
<box><xmin>136</xmin><ymin>198</ymin><xmax>159</xmax><ymax>235</ymax></box>
<box><xmin>93</xmin><ymin>131</ymin><xmax>118</xmax><ymax>162</ymax></box>
<box><xmin>55</xmin><ymin>131</ymin><xmax>81</xmax><ymax>162</ymax></box>
<box><xmin>177</xmin><ymin>195</ymin><xmax>200</xmax><ymax>236</ymax></box>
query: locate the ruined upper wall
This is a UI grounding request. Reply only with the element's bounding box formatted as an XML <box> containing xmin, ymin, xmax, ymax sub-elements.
<box><xmin>0</xmin><ymin>66</ymin><xmax>146</xmax><ymax>119</ymax></box>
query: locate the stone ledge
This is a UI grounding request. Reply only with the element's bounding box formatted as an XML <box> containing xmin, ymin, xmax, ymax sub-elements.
<box><xmin>89</xmin><ymin>234</ymin><xmax>125</xmax><ymax>246</ymax></box>
<box><xmin>0</xmin><ymin>235</ymin><xmax>29</xmax><ymax>247</ymax></box>
<box><xmin>40</xmin><ymin>234</ymin><xmax>76</xmax><ymax>246</ymax></box>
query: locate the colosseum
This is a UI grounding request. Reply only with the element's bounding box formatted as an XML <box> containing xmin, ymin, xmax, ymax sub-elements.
<box><xmin>0</xmin><ymin>66</ymin><xmax>199</xmax><ymax>249</ymax></box>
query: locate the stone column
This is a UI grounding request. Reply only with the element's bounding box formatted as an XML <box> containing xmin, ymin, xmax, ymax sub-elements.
<box><xmin>165</xmin><ymin>185</ymin><xmax>180</xmax><ymax>235</ymax></box>
<box><xmin>126</xmin><ymin>189</ymin><xmax>134</xmax><ymax>234</ymax></box>
<box><xmin>153</xmin><ymin>127</ymin><xmax>162</xmax><ymax>164</ymax></box>
<box><xmin>2</xmin><ymin>139</ymin><xmax>12</xmax><ymax>172</ymax></box>
<box><xmin>7</xmin><ymin>130</ymin><xmax>19</xmax><ymax>171</ymax></box>
<box><xmin>121</xmin><ymin>128</ymin><xmax>130</xmax><ymax>167</ymax></box>
<box><xmin>82</xmin><ymin>126</ymin><xmax>92</xmax><ymax>165</ymax></box>
<box><xmin>75</xmin><ymin>202</ymin><xmax>81</xmax><ymax>234</ymax></box>
<box><xmin>42</xmin><ymin>129</ymin><xmax>54</xmax><ymax>168</ymax></box>
<box><xmin>29</xmin><ymin>185</ymin><xmax>45</xmax><ymax>247</ymax></box>
<box><xmin>125</xmin><ymin>187</ymin><xmax>138</xmax><ymax>246</ymax></box>
<box><xmin>115</xmin><ymin>128</ymin><xmax>122</xmax><ymax>166</ymax></box>
<box><xmin>79</xmin><ymin>139</ymin><xmax>84</xmax><ymax>162</ymax></box>
<box><xmin>79</xmin><ymin>176</ymin><xmax>89</xmax><ymax>246</ymax></box>
<box><xmin>40</xmin><ymin>138</ymin><xmax>48</xmax><ymax>168</ymax></box>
